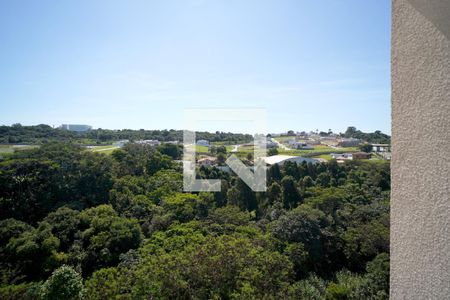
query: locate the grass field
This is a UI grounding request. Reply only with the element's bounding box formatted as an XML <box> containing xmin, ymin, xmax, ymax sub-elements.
<box><xmin>311</xmin><ymin>154</ymin><xmax>333</xmax><ymax>160</ymax></box>
<box><xmin>88</xmin><ymin>145</ymin><xmax>120</xmax><ymax>155</ymax></box>
<box><xmin>195</xmin><ymin>145</ymin><xmax>210</xmax><ymax>154</ymax></box>
<box><xmin>273</xmin><ymin>136</ymin><xmax>296</xmax><ymax>143</ymax></box>
<box><xmin>0</xmin><ymin>145</ymin><xmax>39</xmax><ymax>153</ymax></box>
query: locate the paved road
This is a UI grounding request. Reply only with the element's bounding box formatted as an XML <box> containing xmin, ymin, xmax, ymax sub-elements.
<box><xmin>231</xmin><ymin>145</ymin><xmax>240</xmax><ymax>153</ymax></box>
<box><xmin>271</xmin><ymin>138</ymin><xmax>292</xmax><ymax>151</ymax></box>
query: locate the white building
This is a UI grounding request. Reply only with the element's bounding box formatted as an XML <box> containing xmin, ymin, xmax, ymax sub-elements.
<box><xmin>196</xmin><ymin>140</ymin><xmax>210</xmax><ymax>147</ymax></box>
<box><xmin>266</xmin><ymin>140</ymin><xmax>279</xmax><ymax>148</ymax></box>
<box><xmin>59</xmin><ymin>124</ymin><xmax>92</xmax><ymax>132</ymax></box>
<box><xmin>262</xmin><ymin>155</ymin><xmax>319</xmax><ymax>166</ymax></box>
<box><xmin>113</xmin><ymin>140</ymin><xmax>129</xmax><ymax>147</ymax></box>
<box><xmin>338</xmin><ymin>138</ymin><xmax>361</xmax><ymax>147</ymax></box>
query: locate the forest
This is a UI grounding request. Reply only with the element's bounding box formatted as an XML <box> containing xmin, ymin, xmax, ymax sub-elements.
<box><xmin>0</xmin><ymin>142</ymin><xmax>390</xmax><ymax>299</ymax></box>
<box><xmin>0</xmin><ymin>124</ymin><xmax>390</xmax><ymax>145</ymax></box>
<box><xmin>0</xmin><ymin>124</ymin><xmax>253</xmax><ymax>145</ymax></box>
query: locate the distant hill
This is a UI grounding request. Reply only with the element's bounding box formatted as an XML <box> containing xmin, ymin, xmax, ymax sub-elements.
<box><xmin>343</xmin><ymin>126</ymin><xmax>391</xmax><ymax>144</ymax></box>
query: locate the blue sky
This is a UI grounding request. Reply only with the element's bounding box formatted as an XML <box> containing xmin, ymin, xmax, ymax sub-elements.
<box><xmin>0</xmin><ymin>0</ymin><xmax>391</xmax><ymax>134</ymax></box>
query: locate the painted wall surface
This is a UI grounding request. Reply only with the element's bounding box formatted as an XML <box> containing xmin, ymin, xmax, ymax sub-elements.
<box><xmin>392</xmin><ymin>0</ymin><xmax>450</xmax><ymax>299</ymax></box>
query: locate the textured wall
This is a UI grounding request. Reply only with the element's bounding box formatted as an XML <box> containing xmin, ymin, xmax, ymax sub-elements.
<box><xmin>391</xmin><ymin>0</ymin><xmax>450</xmax><ymax>299</ymax></box>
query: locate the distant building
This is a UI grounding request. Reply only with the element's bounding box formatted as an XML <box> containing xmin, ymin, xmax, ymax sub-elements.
<box><xmin>320</xmin><ymin>136</ymin><xmax>338</xmax><ymax>141</ymax></box>
<box><xmin>331</xmin><ymin>153</ymin><xmax>353</xmax><ymax>161</ymax></box>
<box><xmin>352</xmin><ymin>152</ymin><xmax>372</xmax><ymax>160</ymax></box>
<box><xmin>262</xmin><ymin>155</ymin><xmax>319</xmax><ymax>166</ymax></box>
<box><xmin>287</xmin><ymin>139</ymin><xmax>297</xmax><ymax>146</ymax></box>
<box><xmin>371</xmin><ymin>144</ymin><xmax>390</xmax><ymax>152</ymax></box>
<box><xmin>113</xmin><ymin>140</ymin><xmax>129</xmax><ymax>147</ymax></box>
<box><xmin>266</xmin><ymin>140</ymin><xmax>279</xmax><ymax>148</ymax></box>
<box><xmin>307</xmin><ymin>139</ymin><xmax>321</xmax><ymax>145</ymax></box>
<box><xmin>59</xmin><ymin>124</ymin><xmax>92</xmax><ymax>132</ymax></box>
<box><xmin>198</xmin><ymin>156</ymin><xmax>216</xmax><ymax>167</ymax></box>
<box><xmin>296</xmin><ymin>131</ymin><xmax>309</xmax><ymax>138</ymax></box>
<box><xmin>135</xmin><ymin>139</ymin><xmax>160</xmax><ymax>147</ymax></box>
<box><xmin>216</xmin><ymin>165</ymin><xmax>232</xmax><ymax>173</ymax></box>
<box><xmin>196</xmin><ymin>140</ymin><xmax>210</xmax><ymax>147</ymax></box>
<box><xmin>338</xmin><ymin>138</ymin><xmax>361</xmax><ymax>147</ymax></box>
<box><xmin>290</xmin><ymin>142</ymin><xmax>314</xmax><ymax>150</ymax></box>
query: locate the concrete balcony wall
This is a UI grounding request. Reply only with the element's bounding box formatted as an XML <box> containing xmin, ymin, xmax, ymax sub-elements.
<box><xmin>391</xmin><ymin>0</ymin><xmax>450</xmax><ymax>298</ymax></box>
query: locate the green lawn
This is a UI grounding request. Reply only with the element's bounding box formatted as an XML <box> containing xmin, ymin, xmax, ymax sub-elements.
<box><xmin>88</xmin><ymin>145</ymin><xmax>120</xmax><ymax>155</ymax></box>
<box><xmin>195</xmin><ymin>145</ymin><xmax>210</xmax><ymax>153</ymax></box>
<box><xmin>277</xmin><ymin>145</ymin><xmax>361</xmax><ymax>157</ymax></box>
<box><xmin>311</xmin><ymin>154</ymin><xmax>333</xmax><ymax>160</ymax></box>
<box><xmin>0</xmin><ymin>145</ymin><xmax>14</xmax><ymax>153</ymax></box>
<box><xmin>210</xmin><ymin>143</ymin><xmax>236</xmax><ymax>152</ymax></box>
<box><xmin>0</xmin><ymin>145</ymin><xmax>39</xmax><ymax>153</ymax></box>
<box><xmin>236</xmin><ymin>145</ymin><xmax>254</xmax><ymax>153</ymax></box>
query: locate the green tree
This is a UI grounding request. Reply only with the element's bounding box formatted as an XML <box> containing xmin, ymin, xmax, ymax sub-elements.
<box><xmin>267</xmin><ymin>182</ymin><xmax>282</xmax><ymax>204</ymax></box>
<box><xmin>207</xmin><ymin>205</ymin><xmax>251</xmax><ymax>226</ymax></box>
<box><xmin>271</xmin><ymin>205</ymin><xmax>327</xmax><ymax>273</ymax></box>
<box><xmin>281</xmin><ymin>176</ymin><xmax>301</xmax><ymax>209</ymax></box>
<box><xmin>216</xmin><ymin>145</ymin><xmax>227</xmax><ymax>154</ymax></box>
<box><xmin>268</xmin><ymin>164</ymin><xmax>282</xmax><ymax>182</ymax></box>
<box><xmin>300</xmin><ymin>175</ymin><xmax>315</xmax><ymax>189</ymax></box>
<box><xmin>227</xmin><ymin>178</ymin><xmax>257</xmax><ymax>211</ymax></box>
<box><xmin>44</xmin><ymin>207</ymin><xmax>81</xmax><ymax>251</ymax></box>
<box><xmin>131</xmin><ymin>225</ymin><xmax>293</xmax><ymax>299</ymax></box>
<box><xmin>6</xmin><ymin>222</ymin><xmax>65</xmax><ymax>281</ymax></box>
<box><xmin>267</xmin><ymin>148</ymin><xmax>279</xmax><ymax>156</ymax></box>
<box><xmin>359</xmin><ymin>144</ymin><xmax>373</xmax><ymax>153</ymax></box>
<box><xmin>78</xmin><ymin>205</ymin><xmax>143</xmax><ymax>275</ymax></box>
<box><xmin>146</xmin><ymin>151</ymin><xmax>173</xmax><ymax>176</ymax></box>
<box><xmin>342</xmin><ymin>219</ymin><xmax>389</xmax><ymax>271</ymax></box>
<box><xmin>40</xmin><ymin>265</ymin><xmax>84</xmax><ymax>300</ymax></box>
<box><xmin>157</xmin><ymin>143</ymin><xmax>182</xmax><ymax>159</ymax></box>
<box><xmin>85</xmin><ymin>267</ymin><xmax>133</xmax><ymax>300</ymax></box>
<box><xmin>316</xmin><ymin>172</ymin><xmax>331</xmax><ymax>188</ymax></box>
<box><xmin>217</xmin><ymin>153</ymin><xmax>226</xmax><ymax>165</ymax></box>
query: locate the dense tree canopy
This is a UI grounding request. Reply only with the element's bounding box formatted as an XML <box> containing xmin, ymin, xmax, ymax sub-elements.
<box><xmin>0</xmin><ymin>142</ymin><xmax>390</xmax><ymax>299</ymax></box>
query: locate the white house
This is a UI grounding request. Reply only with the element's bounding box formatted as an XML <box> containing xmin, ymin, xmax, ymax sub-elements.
<box><xmin>371</xmin><ymin>144</ymin><xmax>390</xmax><ymax>152</ymax></box>
<box><xmin>290</xmin><ymin>142</ymin><xmax>314</xmax><ymax>150</ymax></box>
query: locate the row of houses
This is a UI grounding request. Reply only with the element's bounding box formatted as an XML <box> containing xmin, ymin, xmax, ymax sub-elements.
<box><xmin>287</xmin><ymin>140</ymin><xmax>315</xmax><ymax>150</ymax></box>
<box><xmin>330</xmin><ymin>152</ymin><xmax>372</xmax><ymax>162</ymax></box>
<box><xmin>135</xmin><ymin>139</ymin><xmax>161</xmax><ymax>147</ymax></box>
<box><xmin>195</xmin><ymin>154</ymin><xmax>320</xmax><ymax>169</ymax></box>
<box><xmin>113</xmin><ymin>139</ymin><xmax>181</xmax><ymax>148</ymax></box>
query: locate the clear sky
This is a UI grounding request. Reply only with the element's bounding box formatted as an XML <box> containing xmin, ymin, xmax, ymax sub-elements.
<box><xmin>0</xmin><ymin>0</ymin><xmax>391</xmax><ymax>134</ymax></box>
